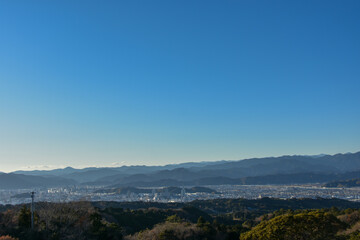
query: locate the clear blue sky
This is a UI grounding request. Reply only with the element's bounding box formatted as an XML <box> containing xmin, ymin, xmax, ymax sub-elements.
<box><xmin>0</xmin><ymin>1</ymin><xmax>359</xmax><ymax>172</ymax></box>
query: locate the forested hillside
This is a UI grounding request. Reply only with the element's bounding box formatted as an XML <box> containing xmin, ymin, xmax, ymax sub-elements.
<box><xmin>1</xmin><ymin>198</ymin><xmax>360</xmax><ymax>239</ymax></box>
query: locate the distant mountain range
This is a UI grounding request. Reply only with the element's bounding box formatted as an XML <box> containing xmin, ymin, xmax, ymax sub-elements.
<box><xmin>0</xmin><ymin>173</ymin><xmax>76</xmax><ymax>189</ymax></box>
<box><xmin>1</xmin><ymin>151</ymin><xmax>359</xmax><ymax>189</ymax></box>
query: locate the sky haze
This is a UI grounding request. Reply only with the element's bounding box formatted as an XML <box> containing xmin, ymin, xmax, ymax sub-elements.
<box><xmin>1</xmin><ymin>1</ymin><xmax>360</xmax><ymax>172</ymax></box>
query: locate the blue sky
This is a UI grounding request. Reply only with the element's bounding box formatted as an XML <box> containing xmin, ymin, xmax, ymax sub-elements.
<box><xmin>0</xmin><ymin>1</ymin><xmax>359</xmax><ymax>172</ymax></box>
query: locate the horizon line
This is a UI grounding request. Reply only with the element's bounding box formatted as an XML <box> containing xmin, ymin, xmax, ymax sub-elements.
<box><xmin>2</xmin><ymin>150</ymin><xmax>358</xmax><ymax>174</ymax></box>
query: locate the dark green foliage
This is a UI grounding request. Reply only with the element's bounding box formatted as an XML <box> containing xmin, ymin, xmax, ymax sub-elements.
<box><xmin>159</xmin><ymin>229</ymin><xmax>179</xmax><ymax>240</ymax></box>
<box><xmin>197</xmin><ymin>216</ymin><xmax>206</xmax><ymax>226</ymax></box>
<box><xmin>127</xmin><ymin>222</ymin><xmax>206</xmax><ymax>240</ymax></box>
<box><xmin>100</xmin><ymin>207</ymin><xmax>169</xmax><ymax>234</ymax></box>
<box><xmin>241</xmin><ymin>211</ymin><xmax>346</xmax><ymax>240</ymax></box>
<box><xmin>166</xmin><ymin>215</ymin><xmax>182</xmax><ymax>223</ymax></box>
<box><xmin>188</xmin><ymin>197</ymin><xmax>360</xmax><ymax>222</ymax></box>
<box><xmin>92</xmin><ymin>197</ymin><xmax>360</xmax><ymax>218</ymax></box>
<box><xmin>90</xmin><ymin>212</ymin><xmax>123</xmax><ymax>240</ymax></box>
<box><xmin>1</xmin><ymin>199</ymin><xmax>360</xmax><ymax>239</ymax></box>
<box><xmin>100</xmin><ymin>205</ymin><xmax>212</xmax><ymax>234</ymax></box>
<box><xmin>349</xmin><ymin>231</ymin><xmax>360</xmax><ymax>240</ymax></box>
<box><xmin>18</xmin><ymin>206</ymin><xmax>31</xmax><ymax>229</ymax></box>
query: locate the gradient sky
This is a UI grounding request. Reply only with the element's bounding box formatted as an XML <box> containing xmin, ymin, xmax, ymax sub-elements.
<box><xmin>0</xmin><ymin>1</ymin><xmax>359</xmax><ymax>172</ymax></box>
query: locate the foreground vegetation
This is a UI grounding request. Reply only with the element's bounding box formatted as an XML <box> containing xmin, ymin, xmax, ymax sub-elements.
<box><xmin>1</xmin><ymin>198</ymin><xmax>360</xmax><ymax>239</ymax></box>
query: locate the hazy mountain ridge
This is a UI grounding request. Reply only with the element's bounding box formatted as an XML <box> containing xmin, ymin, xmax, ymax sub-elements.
<box><xmin>108</xmin><ymin>170</ymin><xmax>360</xmax><ymax>187</ymax></box>
<box><xmin>0</xmin><ymin>173</ymin><xmax>76</xmax><ymax>189</ymax></box>
<box><xmin>97</xmin><ymin>152</ymin><xmax>360</xmax><ymax>186</ymax></box>
<box><xmin>323</xmin><ymin>178</ymin><xmax>360</xmax><ymax>188</ymax></box>
<box><xmin>3</xmin><ymin>151</ymin><xmax>360</xmax><ymax>189</ymax></box>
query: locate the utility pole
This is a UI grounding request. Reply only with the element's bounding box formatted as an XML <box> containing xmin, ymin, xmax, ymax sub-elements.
<box><xmin>181</xmin><ymin>186</ymin><xmax>186</xmax><ymax>203</ymax></box>
<box><xmin>30</xmin><ymin>191</ymin><xmax>35</xmax><ymax>230</ymax></box>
